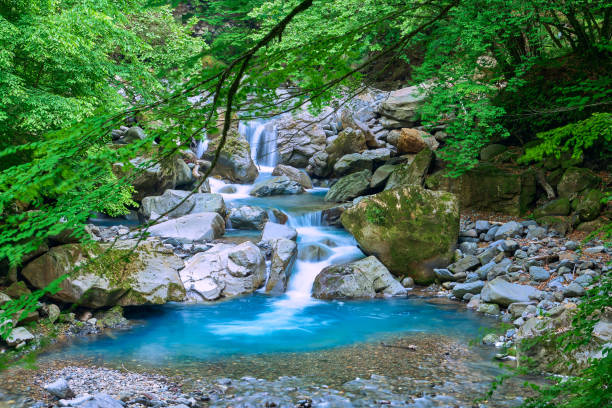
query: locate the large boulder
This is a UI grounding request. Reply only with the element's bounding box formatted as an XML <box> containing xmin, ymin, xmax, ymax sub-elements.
<box><xmin>426</xmin><ymin>163</ymin><xmax>536</xmax><ymax>216</ymax></box>
<box><xmin>575</xmin><ymin>189</ymin><xmax>603</xmax><ymax>221</ymax></box>
<box><xmin>325</xmin><ymin>127</ymin><xmax>367</xmax><ymax>165</ymax></box>
<box><xmin>148</xmin><ymin>212</ymin><xmax>225</xmax><ymax>243</ymax></box>
<box><xmin>341</xmin><ymin>185</ymin><xmax>459</xmax><ymax>284</ymax></box>
<box><xmin>265</xmin><ymin>238</ymin><xmax>298</xmax><ymax>294</ymax></box>
<box><xmin>533</xmin><ymin>198</ymin><xmax>571</xmax><ymax>217</ymax></box>
<box><xmin>384</xmin><ymin>149</ymin><xmax>432</xmax><ymax>190</ymax></box>
<box><xmin>557</xmin><ymin>167</ymin><xmax>601</xmax><ymax>199</ymax></box>
<box><xmin>228</xmin><ymin>206</ymin><xmax>269</xmax><ymax>230</ymax></box>
<box><xmin>205</xmin><ymin>128</ymin><xmax>259</xmax><ymax>183</ymax></box>
<box><xmin>324</xmin><ymin>170</ymin><xmax>372</xmax><ymax>202</ymax></box>
<box><xmin>276</xmin><ymin>112</ymin><xmax>328</xmax><ymax>168</ymax></box>
<box><xmin>333</xmin><ymin>153</ymin><xmax>373</xmax><ymax>176</ymax></box>
<box><xmin>480</xmin><ymin>277</ymin><xmax>542</xmax><ymax>306</ymax></box>
<box><xmin>180</xmin><ymin>242</ymin><xmax>266</xmax><ymax>301</ymax></box>
<box><xmin>272</xmin><ymin>164</ymin><xmax>313</xmax><ymax>189</ymax></box>
<box><xmin>312</xmin><ymin>256</ymin><xmax>405</xmax><ymax>299</ymax></box>
<box><xmin>249</xmin><ymin>176</ymin><xmax>304</xmax><ymax>197</ymax></box>
<box><xmin>21</xmin><ymin>240</ymin><xmax>186</xmax><ymax>308</ymax></box>
<box><xmin>113</xmin><ymin>156</ymin><xmax>195</xmax><ymax>201</ymax></box>
<box><xmin>141</xmin><ymin>189</ymin><xmax>226</xmax><ymax>219</ymax></box>
<box><xmin>378</xmin><ymin>85</ymin><xmax>426</xmax><ymax>125</ymax></box>
<box><xmin>307</xmin><ymin>151</ymin><xmax>331</xmax><ymax>177</ymax></box>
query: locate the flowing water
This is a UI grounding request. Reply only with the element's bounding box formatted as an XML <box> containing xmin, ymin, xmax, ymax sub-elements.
<box><xmin>39</xmin><ymin>120</ymin><xmax>534</xmax><ymax>406</ymax></box>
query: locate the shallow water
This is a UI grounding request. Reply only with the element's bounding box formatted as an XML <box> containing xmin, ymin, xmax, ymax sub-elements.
<box><xmin>51</xmin><ymin>296</ymin><xmax>497</xmax><ymax>365</ymax></box>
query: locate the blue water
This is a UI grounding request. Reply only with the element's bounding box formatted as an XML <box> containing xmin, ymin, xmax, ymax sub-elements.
<box><xmin>57</xmin><ymin>296</ymin><xmax>494</xmax><ymax>364</ymax></box>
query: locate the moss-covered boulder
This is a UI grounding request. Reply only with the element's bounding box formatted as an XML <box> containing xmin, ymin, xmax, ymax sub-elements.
<box><xmin>21</xmin><ymin>240</ymin><xmax>186</xmax><ymax>308</ymax></box>
<box><xmin>575</xmin><ymin>189</ymin><xmax>603</xmax><ymax>221</ymax></box>
<box><xmin>536</xmin><ymin>216</ymin><xmax>571</xmax><ymax>235</ymax></box>
<box><xmin>324</xmin><ymin>170</ymin><xmax>372</xmax><ymax>202</ymax></box>
<box><xmin>325</xmin><ymin>127</ymin><xmax>367</xmax><ymax>163</ymax></box>
<box><xmin>341</xmin><ymin>186</ymin><xmax>459</xmax><ymax>284</ymax></box>
<box><xmin>205</xmin><ymin>128</ymin><xmax>258</xmax><ymax>183</ymax></box>
<box><xmin>533</xmin><ymin>198</ymin><xmax>571</xmax><ymax>218</ymax></box>
<box><xmin>384</xmin><ymin>149</ymin><xmax>432</xmax><ymax>190</ymax></box>
<box><xmin>557</xmin><ymin>167</ymin><xmax>601</xmax><ymax>199</ymax></box>
<box><xmin>425</xmin><ymin>163</ymin><xmax>536</xmax><ymax>216</ymax></box>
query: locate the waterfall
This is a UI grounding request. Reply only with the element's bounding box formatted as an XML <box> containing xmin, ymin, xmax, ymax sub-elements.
<box><xmin>287</xmin><ymin>211</ymin><xmax>325</xmax><ymax>228</ymax></box>
<box><xmin>194</xmin><ymin>136</ymin><xmax>208</xmax><ymax>159</ymax></box>
<box><xmin>239</xmin><ymin>119</ymin><xmax>278</xmax><ymax>168</ymax></box>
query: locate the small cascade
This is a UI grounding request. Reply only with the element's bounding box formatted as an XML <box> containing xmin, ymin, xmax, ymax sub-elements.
<box><xmin>193</xmin><ymin>135</ymin><xmax>209</xmax><ymax>159</ymax></box>
<box><xmin>239</xmin><ymin>119</ymin><xmax>278</xmax><ymax>168</ymax></box>
<box><xmin>287</xmin><ymin>210</ymin><xmax>325</xmax><ymax>228</ymax></box>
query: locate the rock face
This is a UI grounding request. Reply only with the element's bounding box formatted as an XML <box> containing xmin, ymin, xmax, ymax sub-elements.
<box><xmin>341</xmin><ymin>186</ymin><xmax>460</xmax><ymax>284</ymax></box>
<box><xmin>148</xmin><ymin>212</ymin><xmax>225</xmax><ymax>243</ymax></box>
<box><xmin>312</xmin><ymin>256</ymin><xmax>405</xmax><ymax>299</ymax></box>
<box><xmin>228</xmin><ymin>206</ymin><xmax>269</xmax><ymax>230</ymax></box>
<box><xmin>249</xmin><ymin>176</ymin><xmax>304</xmax><ymax>197</ymax></box>
<box><xmin>21</xmin><ymin>240</ymin><xmax>186</xmax><ymax>308</ymax></box>
<box><xmin>378</xmin><ymin>85</ymin><xmax>426</xmax><ymax>125</ymax></box>
<box><xmin>272</xmin><ymin>164</ymin><xmax>313</xmax><ymax>189</ymax></box>
<box><xmin>141</xmin><ymin>189</ymin><xmax>226</xmax><ymax>219</ymax></box>
<box><xmin>276</xmin><ymin>112</ymin><xmax>327</xmax><ymax>168</ymax></box>
<box><xmin>206</xmin><ymin>128</ymin><xmax>259</xmax><ymax>183</ymax></box>
<box><xmin>480</xmin><ymin>277</ymin><xmax>541</xmax><ymax>306</ymax></box>
<box><xmin>265</xmin><ymin>238</ymin><xmax>298</xmax><ymax>293</ymax></box>
<box><xmin>385</xmin><ymin>149</ymin><xmax>432</xmax><ymax>190</ymax></box>
<box><xmin>180</xmin><ymin>242</ymin><xmax>266</xmax><ymax>301</ymax></box>
<box><xmin>324</xmin><ymin>170</ymin><xmax>372</xmax><ymax>202</ymax></box>
<box><xmin>426</xmin><ymin>164</ymin><xmax>536</xmax><ymax>216</ymax></box>
<box><xmin>113</xmin><ymin>156</ymin><xmax>195</xmax><ymax>201</ymax></box>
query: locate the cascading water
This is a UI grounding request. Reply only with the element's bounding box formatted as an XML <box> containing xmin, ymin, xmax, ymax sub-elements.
<box><xmin>239</xmin><ymin>119</ymin><xmax>279</xmax><ymax>168</ymax></box>
<box><xmin>194</xmin><ymin>136</ymin><xmax>208</xmax><ymax>159</ymax></box>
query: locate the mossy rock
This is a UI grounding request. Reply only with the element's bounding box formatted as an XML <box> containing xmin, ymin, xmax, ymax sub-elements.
<box><xmin>21</xmin><ymin>241</ymin><xmax>185</xmax><ymax>309</ymax></box>
<box><xmin>533</xmin><ymin>198</ymin><xmax>571</xmax><ymax>218</ymax></box>
<box><xmin>425</xmin><ymin>163</ymin><xmax>536</xmax><ymax>216</ymax></box>
<box><xmin>575</xmin><ymin>189</ymin><xmax>603</xmax><ymax>221</ymax></box>
<box><xmin>535</xmin><ymin>216</ymin><xmax>571</xmax><ymax>235</ymax></box>
<box><xmin>557</xmin><ymin>167</ymin><xmax>601</xmax><ymax>199</ymax></box>
<box><xmin>480</xmin><ymin>144</ymin><xmax>506</xmax><ymax>161</ymax></box>
<box><xmin>384</xmin><ymin>148</ymin><xmax>432</xmax><ymax>190</ymax></box>
<box><xmin>206</xmin><ymin>128</ymin><xmax>258</xmax><ymax>183</ymax></box>
<box><xmin>341</xmin><ymin>185</ymin><xmax>459</xmax><ymax>284</ymax></box>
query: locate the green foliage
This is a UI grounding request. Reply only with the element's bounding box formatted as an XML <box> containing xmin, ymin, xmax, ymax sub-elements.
<box><xmin>521</xmin><ymin>113</ymin><xmax>612</xmax><ymax>163</ymax></box>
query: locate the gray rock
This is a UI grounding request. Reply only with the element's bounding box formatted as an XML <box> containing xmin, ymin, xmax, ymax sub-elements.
<box><xmin>261</xmin><ymin>222</ymin><xmax>297</xmax><ymax>242</ymax></box>
<box><xmin>401</xmin><ymin>277</ymin><xmax>415</xmax><ymax>288</ymax></box>
<box><xmin>333</xmin><ymin>153</ymin><xmax>373</xmax><ymax>176</ymax></box>
<box><xmin>478</xmin><ymin>246</ymin><xmax>504</xmax><ymax>265</ymax></box>
<box><xmin>6</xmin><ymin>327</ymin><xmax>35</xmax><ymax>347</ymax></box>
<box><xmin>181</xmin><ymin>242</ymin><xmax>266</xmax><ymax>301</ymax></box>
<box><xmin>565</xmin><ymin>240</ymin><xmax>579</xmax><ymax>250</ymax></box>
<box><xmin>484</xmin><ymin>225</ymin><xmax>499</xmax><ymax>241</ymax></box>
<box><xmin>433</xmin><ymin>268</ymin><xmax>454</xmax><ymax>282</ymax></box>
<box><xmin>44</xmin><ymin>378</ymin><xmax>74</xmax><ymax>399</ymax></box>
<box><xmin>141</xmin><ymin>190</ymin><xmax>225</xmax><ymax>219</ymax></box>
<box><xmin>452</xmin><ymin>280</ymin><xmax>485</xmax><ymax>298</ymax></box>
<box><xmin>459</xmin><ymin>242</ymin><xmax>478</xmax><ymax>255</ymax></box>
<box><xmin>529</xmin><ymin>266</ymin><xmax>550</xmax><ymax>282</ymax></box>
<box><xmin>575</xmin><ymin>274</ymin><xmax>593</xmax><ymax>286</ymax></box>
<box><xmin>369</xmin><ymin>164</ymin><xmax>398</xmax><ymax>189</ymax></box>
<box><xmin>148</xmin><ymin>212</ymin><xmax>225</xmax><ymax>243</ymax></box>
<box><xmin>22</xmin><ymin>240</ymin><xmax>186</xmax><ymax>308</ymax></box>
<box><xmin>228</xmin><ymin>206</ymin><xmax>268</xmax><ymax>230</ymax></box>
<box><xmin>584</xmin><ymin>246</ymin><xmax>604</xmax><ymax>254</ymax></box>
<box><xmin>494</xmin><ymin>221</ymin><xmax>523</xmax><ymax>240</ymax></box>
<box><xmin>66</xmin><ymin>393</ymin><xmax>124</xmax><ymax>408</ymax></box>
<box><xmin>312</xmin><ymin>256</ymin><xmax>406</xmax><ymax>299</ymax></box>
<box><xmin>526</xmin><ymin>227</ymin><xmax>547</xmax><ymax>240</ymax></box>
<box><xmin>502</xmin><ymin>240</ymin><xmax>519</xmax><ymax>252</ymax></box>
<box><xmin>43</xmin><ymin>303</ymin><xmax>61</xmax><ymax>323</ymax></box>
<box><xmin>265</xmin><ymin>239</ymin><xmax>297</xmax><ymax>294</ymax></box>
<box><xmin>508</xmin><ymin>302</ymin><xmax>536</xmax><ymax>318</ymax></box>
<box><xmin>324</xmin><ymin>170</ymin><xmax>372</xmax><ymax>202</ymax></box>
<box><xmin>563</xmin><ymin>282</ymin><xmax>585</xmax><ymax>297</ymax></box>
<box><xmin>271</xmin><ymin>164</ymin><xmax>313</xmax><ymax>189</ymax></box>
<box><xmin>486</xmin><ymin>258</ymin><xmax>512</xmax><ymax>281</ymax></box>
<box><xmin>448</xmin><ymin>255</ymin><xmax>480</xmax><ymax>274</ymax></box>
<box><xmin>250</xmin><ymin>176</ymin><xmax>304</xmax><ymax>197</ymax></box>
<box><xmin>481</xmin><ymin>277</ymin><xmax>542</xmax><ymax>306</ymax></box>
<box><xmin>378</xmin><ymin>85</ymin><xmax>426</xmax><ymax>122</ymax></box>
<box><xmin>477</xmin><ymin>303</ymin><xmax>500</xmax><ymax>315</ymax></box>
<box><xmin>475</xmin><ymin>220</ymin><xmax>490</xmax><ymax>232</ymax></box>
